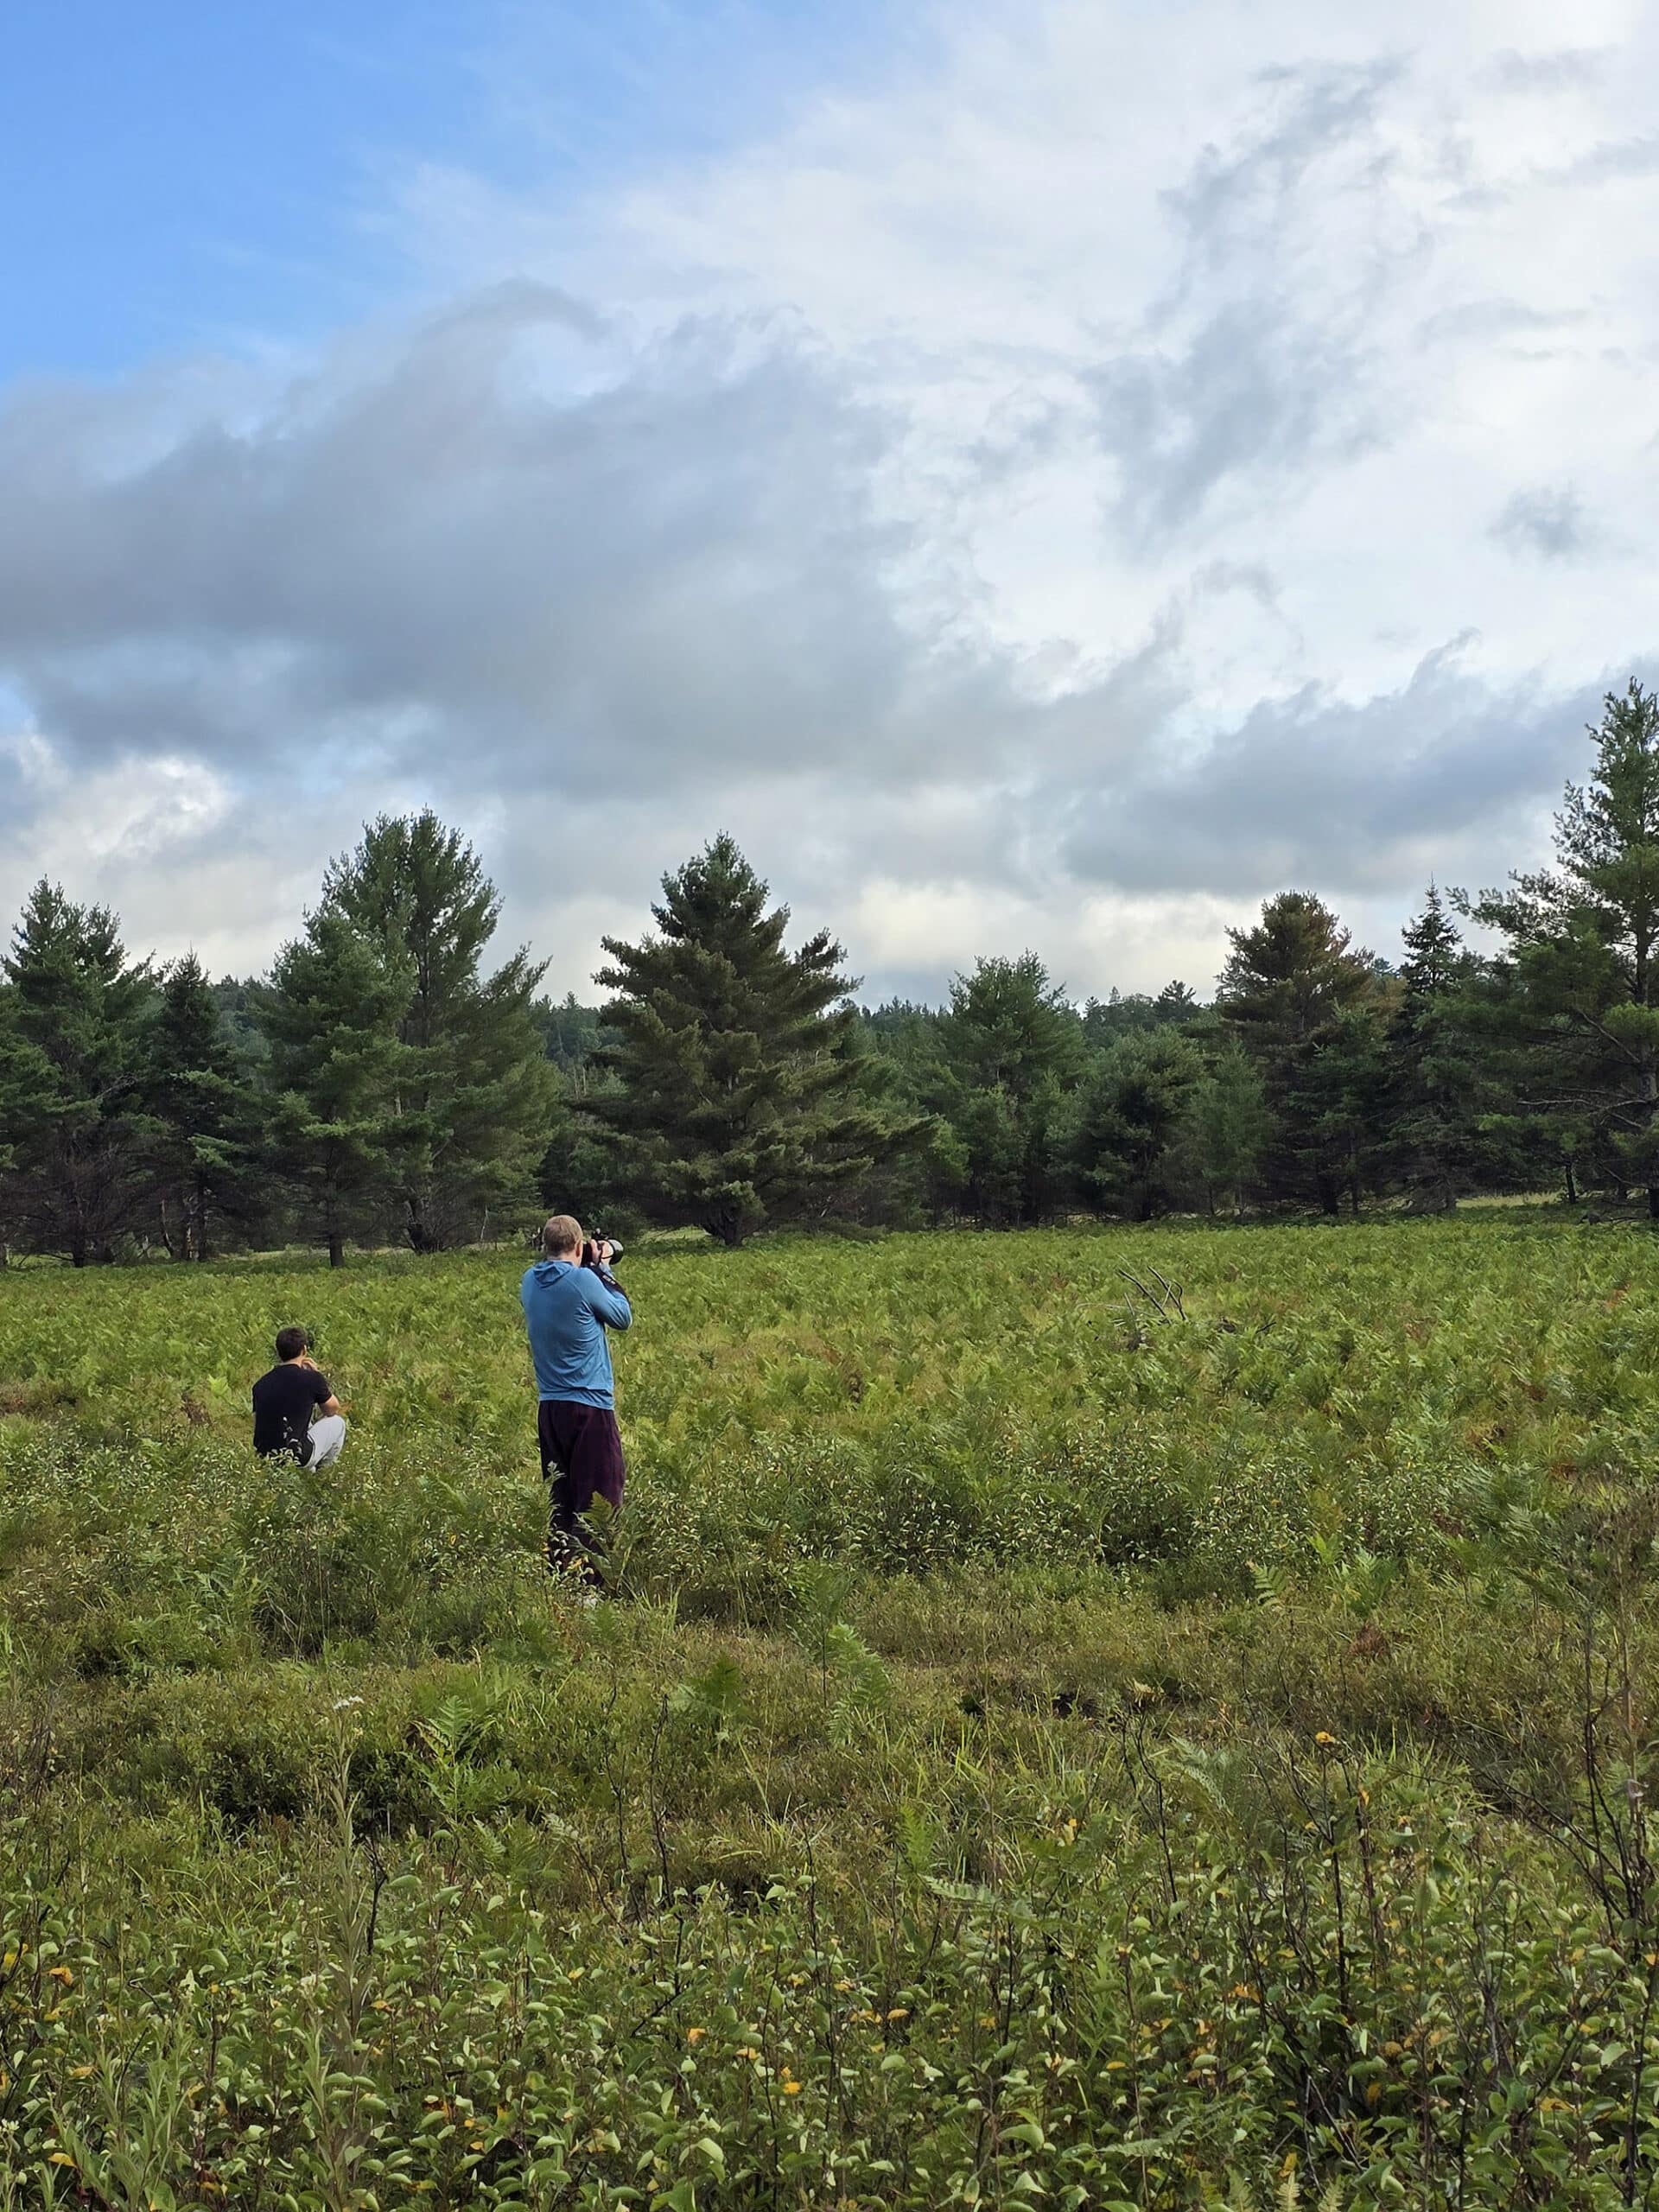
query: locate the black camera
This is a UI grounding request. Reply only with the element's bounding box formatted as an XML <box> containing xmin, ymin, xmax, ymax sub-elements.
<box><xmin>582</xmin><ymin>1235</ymin><xmax>623</xmax><ymax>1270</ymax></box>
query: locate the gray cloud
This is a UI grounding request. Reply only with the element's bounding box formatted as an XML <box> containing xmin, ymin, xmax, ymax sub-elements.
<box><xmin>1479</xmin><ymin>48</ymin><xmax>1609</xmax><ymax>94</ymax></box>
<box><xmin>0</xmin><ymin>285</ymin><xmax>1059</xmax><ymax>810</ymax></box>
<box><xmin>1416</xmin><ymin>298</ymin><xmax>1587</xmax><ymax>347</ymax></box>
<box><xmin>1059</xmin><ymin>647</ymin><xmax>1624</xmax><ymax>901</ymax></box>
<box><xmin>1085</xmin><ymin>63</ymin><xmax>1407</xmax><ymax>542</ymax></box>
<box><xmin>1163</xmin><ymin>60</ymin><xmax>1402</xmax><ymax>270</ymax></box>
<box><xmin>1560</xmin><ymin>134</ymin><xmax>1659</xmax><ymax>185</ymax></box>
<box><xmin>1491</xmin><ymin>484</ymin><xmax>1595</xmax><ymax>561</ymax></box>
<box><xmin>1088</xmin><ymin>299</ymin><xmax>1377</xmax><ymax>538</ymax></box>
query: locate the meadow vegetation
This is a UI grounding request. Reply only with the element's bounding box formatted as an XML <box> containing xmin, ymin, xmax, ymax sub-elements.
<box><xmin>4</xmin><ymin>1213</ymin><xmax>1659</xmax><ymax>2205</ymax></box>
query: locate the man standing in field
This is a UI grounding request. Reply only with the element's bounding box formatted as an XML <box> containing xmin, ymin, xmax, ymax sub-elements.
<box><xmin>251</xmin><ymin>1326</ymin><xmax>347</xmax><ymax>1466</ymax></box>
<box><xmin>521</xmin><ymin>1215</ymin><xmax>632</xmax><ymax>1581</ymax></box>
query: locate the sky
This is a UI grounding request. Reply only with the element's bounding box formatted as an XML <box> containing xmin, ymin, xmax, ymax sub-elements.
<box><xmin>3</xmin><ymin>0</ymin><xmax>1657</xmax><ymax>1006</ymax></box>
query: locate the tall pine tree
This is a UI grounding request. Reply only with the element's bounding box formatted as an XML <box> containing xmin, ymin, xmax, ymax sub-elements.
<box><xmin>321</xmin><ymin>812</ymin><xmax>556</xmax><ymax>1249</ymax></box>
<box><xmin>259</xmin><ymin>908</ymin><xmax>412</xmax><ymax>1267</ymax></box>
<box><xmin>1384</xmin><ymin>886</ymin><xmax>1485</xmax><ymax>1211</ymax></box>
<box><xmin>143</xmin><ymin>953</ymin><xmax>256</xmax><ymax>1259</ymax></box>
<box><xmin>1169</xmin><ymin>1043</ymin><xmax>1273</xmax><ymax>1216</ymax></box>
<box><xmin>936</xmin><ymin>953</ymin><xmax>1084</xmax><ymax>1224</ymax></box>
<box><xmin>1471</xmin><ymin>681</ymin><xmax>1659</xmax><ymax>1214</ymax></box>
<box><xmin>1071</xmin><ymin>1027</ymin><xmax>1201</xmax><ymax>1220</ymax></box>
<box><xmin>0</xmin><ymin>881</ymin><xmax>151</xmax><ymax>1264</ymax></box>
<box><xmin>1217</xmin><ymin>891</ymin><xmax>1383</xmax><ymax>1213</ymax></box>
<box><xmin>592</xmin><ymin>835</ymin><xmax>900</xmax><ymax>1245</ymax></box>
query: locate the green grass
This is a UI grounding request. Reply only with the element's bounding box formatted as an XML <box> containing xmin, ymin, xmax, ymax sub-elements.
<box><xmin>3</xmin><ymin>1216</ymin><xmax>1659</xmax><ymax>2206</ymax></box>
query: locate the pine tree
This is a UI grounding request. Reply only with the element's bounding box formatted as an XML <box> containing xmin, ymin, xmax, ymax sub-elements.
<box><xmin>1169</xmin><ymin>1043</ymin><xmax>1273</xmax><ymax>1216</ymax></box>
<box><xmin>1071</xmin><ymin>1027</ymin><xmax>1201</xmax><ymax>1219</ymax></box>
<box><xmin>1152</xmin><ymin>979</ymin><xmax>1200</xmax><ymax>1025</ymax></box>
<box><xmin>1382</xmin><ymin>887</ymin><xmax>1486</xmax><ymax>1211</ymax></box>
<box><xmin>0</xmin><ymin>986</ymin><xmax>55</xmax><ymax>1263</ymax></box>
<box><xmin>936</xmin><ymin>953</ymin><xmax>1084</xmax><ymax>1224</ymax></box>
<box><xmin>321</xmin><ymin>812</ymin><xmax>556</xmax><ymax>1248</ymax></box>
<box><xmin>0</xmin><ymin>881</ymin><xmax>152</xmax><ymax>1263</ymax></box>
<box><xmin>591</xmin><ymin>835</ymin><xmax>901</xmax><ymax>1245</ymax></box>
<box><xmin>1217</xmin><ymin>891</ymin><xmax>1383</xmax><ymax>1213</ymax></box>
<box><xmin>144</xmin><ymin>954</ymin><xmax>256</xmax><ymax>1259</ymax></box>
<box><xmin>1291</xmin><ymin>1001</ymin><xmax>1395</xmax><ymax>1216</ymax></box>
<box><xmin>1470</xmin><ymin>681</ymin><xmax>1659</xmax><ymax>1214</ymax></box>
<box><xmin>259</xmin><ymin>908</ymin><xmax>412</xmax><ymax>1267</ymax></box>
<box><xmin>537</xmin><ymin>994</ymin><xmax>610</xmax><ymax>1083</ymax></box>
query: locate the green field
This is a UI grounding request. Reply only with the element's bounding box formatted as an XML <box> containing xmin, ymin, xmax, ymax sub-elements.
<box><xmin>3</xmin><ymin>1215</ymin><xmax>1659</xmax><ymax>2207</ymax></box>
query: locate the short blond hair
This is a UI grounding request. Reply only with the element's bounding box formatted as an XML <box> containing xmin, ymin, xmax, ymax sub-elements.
<box><xmin>542</xmin><ymin>1213</ymin><xmax>583</xmax><ymax>1257</ymax></box>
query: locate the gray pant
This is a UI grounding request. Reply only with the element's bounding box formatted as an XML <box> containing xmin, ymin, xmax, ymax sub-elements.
<box><xmin>308</xmin><ymin>1414</ymin><xmax>347</xmax><ymax>1466</ymax></box>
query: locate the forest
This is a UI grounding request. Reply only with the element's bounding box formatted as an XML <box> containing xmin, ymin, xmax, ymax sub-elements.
<box><xmin>3</xmin><ymin>681</ymin><xmax>1659</xmax><ymax>1264</ymax></box>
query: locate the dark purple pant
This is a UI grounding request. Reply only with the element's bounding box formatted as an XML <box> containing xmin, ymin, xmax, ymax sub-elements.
<box><xmin>537</xmin><ymin>1400</ymin><xmax>626</xmax><ymax>1571</ymax></box>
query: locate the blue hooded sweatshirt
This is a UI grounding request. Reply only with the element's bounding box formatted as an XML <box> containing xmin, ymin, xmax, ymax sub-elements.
<box><xmin>520</xmin><ymin>1260</ymin><xmax>632</xmax><ymax>1408</ymax></box>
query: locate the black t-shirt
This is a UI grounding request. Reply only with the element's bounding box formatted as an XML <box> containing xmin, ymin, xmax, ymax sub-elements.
<box><xmin>251</xmin><ymin>1363</ymin><xmax>333</xmax><ymax>1461</ymax></box>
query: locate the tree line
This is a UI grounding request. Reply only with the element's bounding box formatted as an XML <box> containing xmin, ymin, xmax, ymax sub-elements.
<box><xmin>3</xmin><ymin>683</ymin><xmax>1658</xmax><ymax>1262</ymax></box>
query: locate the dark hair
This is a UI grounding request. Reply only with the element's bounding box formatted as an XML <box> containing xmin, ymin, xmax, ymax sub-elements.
<box><xmin>275</xmin><ymin>1325</ymin><xmax>311</xmax><ymax>1362</ymax></box>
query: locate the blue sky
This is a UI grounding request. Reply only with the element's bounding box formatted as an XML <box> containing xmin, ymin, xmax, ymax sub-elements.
<box><xmin>3</xmin><ymin>0</ymin><xmax>901</xmax><ymax>378</ymax></box>
<box><xmin>3</xmin><ymin>1</ymin><xmax>1657</xmax><ymax>1000</ymax></box>
<box><xmin>5</xmin><ymin>1</ymin><xmax>454</xmax><ymax>375</ymax></box>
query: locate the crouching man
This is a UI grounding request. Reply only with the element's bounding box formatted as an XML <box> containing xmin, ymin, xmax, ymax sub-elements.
<box><xmin>252</xmin><ymin>1325</ymin><xmax>346</xmax><ymax>1466</ymax></box>
<box><xmin>522</xmin><ymin>1214</ymin><xmax>631</xmax><ymax>1581</ymax></box>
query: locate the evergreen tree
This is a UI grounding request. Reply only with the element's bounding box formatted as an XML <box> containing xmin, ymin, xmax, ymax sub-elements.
<box><xmin>210</xmin><ymin>976</ymin><xmax>270</xmax><ymax>1076</ymax></box>
<box><xmin>1217</xmin><ymin>891</ymin><xmax>1383</xmax><ymax>1212</ymax></box>
<box><xmin>858</xmin><ymin>999</ymin><xmax>949</xmax><ymax>1079</ymax></box>
<box><xmin>536</xmin><ymin>994</ymin><xmax>611</xmax><ymax>1085</ymax></box>
<box><xmin>936</xmin><ymin>953</ymin><xmax>1083</xmax><ymax>1224</ymax></box>
<box><xmin>1382</xmin><ymin>886</ymin><xmax>1486</xmax><ymax>1210</ymax></box>
<box><xmin>1082</xmin><ymin>988</ymin><xmax>1159</xmax><ymax>1045</ymax></box>
<box><xmin>1071</xmin><ymin>1027</ymin><xmax>1202</xmax><ymax>1219</ymax></box>
<box><xmin>0</xmin><ymin>881</ymin><xmax>151</xmax><ymax>1263</ymax></box>
<box><xmin>1169</xmin><ymin>1043</ymin><xmax>1273</xmax><ymax>1216</ymax></box>
<box><xmin>849</xmin><ymin>1002</ymin><xmax>970</xmax><ymax>1224</ymax></box>
<box><xmin>1292</xmin><ymin>1001</ymin><xmax>1395</xmax><ymax>1216</ymax></box>
<box><xmin>321</xmin><ymin>811</ymin><xmax>556</xmax><ymax>1248</ymax></box>
<box><xmin>1081</xmin><ymin>980</ymin><xmax>1202</xmax><ymax>1047</ymax></box>
<box><xmin>259</xmin><ymin>908</ymin><xmax>412</xmax><ymax>1267</ymax></box>
<box><xmin>143</xmin><ymin>954</ymin><xmax>257</xmax><ymax>1259</ymax></box>
<box><xmin>1153</xmin><ymin>979</ymin><xmax>1201</xmax><ymax>1025</ymax></box>
<box><xmin>0</xmin><ymin>986</ymin><xmax>54</xmax><ymax>1262</ymax></box>
<box><xmin>592</xmin><ymin>835</ymin><xmax>902</xmax><ymax>1245</ymax></box>
<box><xmin>1470</xmin><ymin>681</ymin><xmax>1659</xmax><ymax>1214</ymax></box>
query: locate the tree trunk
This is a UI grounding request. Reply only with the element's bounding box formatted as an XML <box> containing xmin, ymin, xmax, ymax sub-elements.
<box><xmin>1565</xmin><ymin>1161</ymin><xmax>1579</xmax><ymax>1205</ymax></box>
<box><xmin>196</xmin><ymin>1172</ymin><xmax>211</xmax><ymax>1262</ymax></box>
<box><xmin>327</xmin><ymin>1231</ymin><xmax>345</xmax><ymax>1268</ymax></box>
<box><xmin>1647</xmin><ymin>1185</ymin><xmax>1659</xmax><ymax>1222</ymax></box>
<box><xmin>1316</xmin><ymin>1173</ymin><xmax>1340</xmax><ymax>1217</ymax></box>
